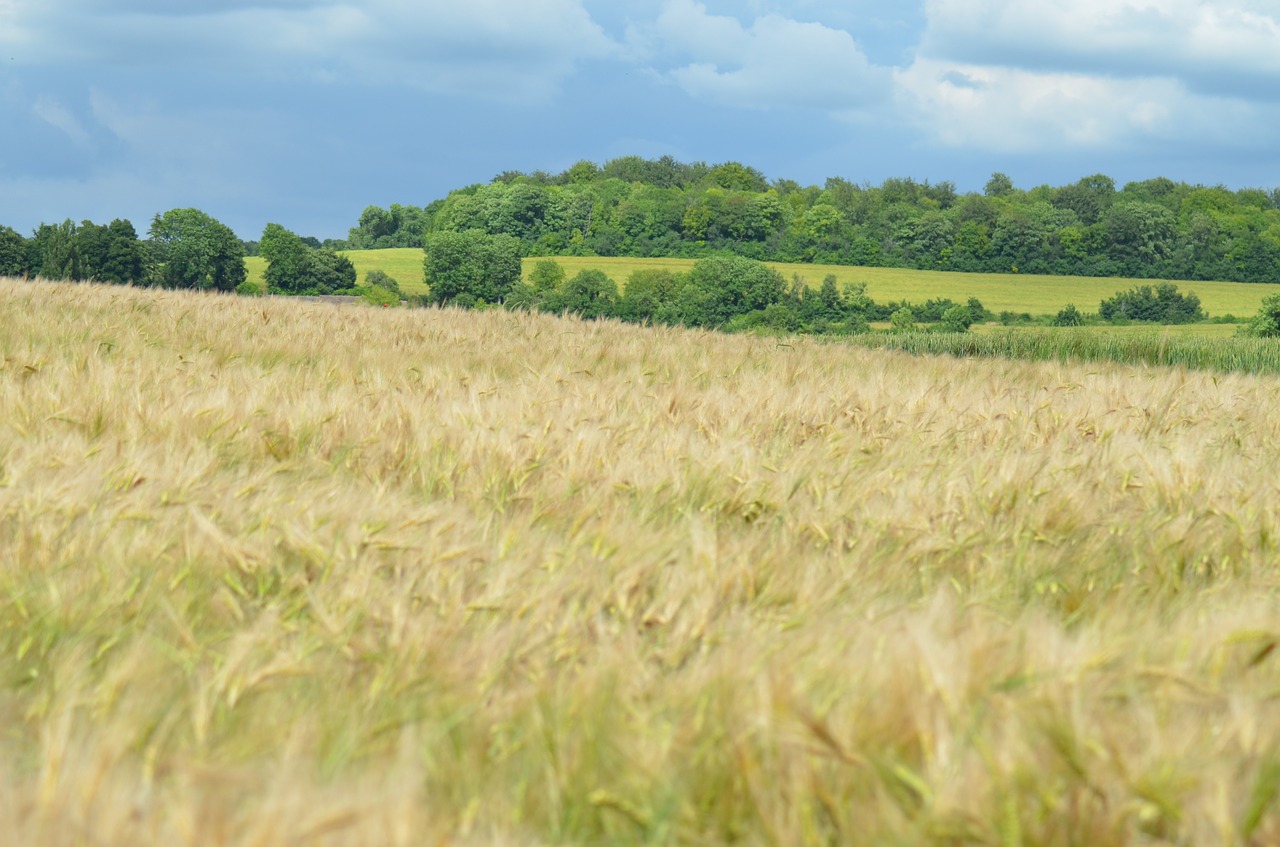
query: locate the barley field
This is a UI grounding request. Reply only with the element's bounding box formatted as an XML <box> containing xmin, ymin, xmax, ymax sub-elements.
<box><xmin>245</xmin><ymin>250</ymin><xmax>1280</xmax><ymax>319</ymax></box>
<box><xmin>4</xmin><ymin>277</ymin><xmax>1280</xmax><ymax>846</ymax></box>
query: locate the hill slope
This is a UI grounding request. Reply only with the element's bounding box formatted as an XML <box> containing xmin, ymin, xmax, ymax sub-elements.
<box><xmin>3</xmin><ymin>278</ymin><xmax>1280</xmax><ymax>845</ymax></box>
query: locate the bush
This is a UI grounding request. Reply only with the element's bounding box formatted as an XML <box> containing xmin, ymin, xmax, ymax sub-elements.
<box><xmin>1099</xmin><ymin>283</ymin><xmax>1204</xmax><ymax>324</ymax></box>
<box><xmin>679</xmin><ymin>255</ymin><xmax>786</xmax><ymax>327</ymax></box>
<box><xmin>939</xmin><ymin>304</ymin><xmax>974</xmax><ymax>333</ymax></box>
<box><xmin>1053</xmin><ymin>304</ymin><xmax>1084</xmax><ymax>327</ymax></box>
<box><xmin>889</xmin><ymin>307</ymin><xmax>917</xmax><ymax>333</ymax></box>
<box><xmin>529</xmin><ymin>259</ymin><xmax>566</xmax><ymax>294</ymax></box>
<box><xmin>541</xmin><ymin>269</ymin><xmax>618</xmax><ymax>319</ymax></box>
<box><xmin>235</xmin><ymin>280</ymin><xmax>262</xmax><ymax>297</ymax></box>
<box><xmin>364</xmin><ymin>269</ymin><xmax>401</xmax><ymax>295</ymax></box>
<box><xmin>1240</xmin><ymin>294</ymin><xmax>1280</xmax><ymax>338</ymax></box>
<box><xmin>359</xmin><ymin>285</ymin><xmax>400</xmax><ymax>307</ymax></box>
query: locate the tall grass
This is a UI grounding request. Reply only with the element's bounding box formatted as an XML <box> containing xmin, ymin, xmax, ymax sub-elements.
<box><xmin>854</xmin><ymin>327</ymin><xmax>1280</xmax><ymax>374</ymax></box>
<box><xmin>4</xmin><ymin>277</ymin><xmax>1280</xmax><ymax>845</ymax></box>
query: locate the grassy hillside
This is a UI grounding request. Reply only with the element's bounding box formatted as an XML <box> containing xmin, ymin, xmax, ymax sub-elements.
<box><xmin>248</xmin><ymin>250</ymin><xmax>1280</xmax><ymax>318</ymax></box>
<box><xmin>4</xmin><ymin>277</ymin><xmax>1280</xmax><ymax>845</ymax></box>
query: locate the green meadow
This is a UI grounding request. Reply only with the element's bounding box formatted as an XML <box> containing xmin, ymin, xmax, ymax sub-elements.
<box><xmin>246</xmin><ymin>249</ymin><xmax>1280</xmax><ymax>320</ymax></box>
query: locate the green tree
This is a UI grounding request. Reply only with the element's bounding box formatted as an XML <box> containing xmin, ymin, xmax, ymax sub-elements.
<box><xmin>1099</xmin><ymin>283</ymin><xmax>1203</xmax><ymax>324</ymax></box>
<box><xmin>364</xmin><ymin>269</ymin><xmax>401</xmax><ymax>295</ymax></box>
<box><xmin>0</xmin><ymin>226</ymin><xmax>28</xmax><ymax>277</ymax></box>
<box><xmin>423</xmin><ymin>230</ymin><xmax>522</xmax><ymax>306</ymax></box>
<box><xmin>542</xmin><ymin>269</ymin><xmax>618</xmax><ymax>319</ymax></box>
<box><xmin>309</xmin><ymin>248</ymin><xmax>357</xmax><ymax>294</ymax></box>
<box><xmin>1241</xmin><ymin>293</ymin><xmax>1280</xmax><ymax>337</ymax></box>
<box><xmin>261</xmin><ymin>223</ymin><xmax>356</xmax><ymax>295</ymax></box>
<box><xmin>984</xmin><ymin>172</ymin><xmax>1015</xmax><ymax>197</ymax></box>
<box><xmin>149</xmin><ymin>209</ymin><xmax>246</xmax><ymax>291</ymax></box>
<box><xmin>529</xmin><ymin>259</ymin><xmax>566</xmax><ymax>294</ymax></box>
<box><xmin>260</xmin><ymin>223</ymin><xmax>311</xmax><ymax>293</ymax></box>
<box><xmin>679</xmin><ymin>255</ymin><xmax>785</xmax><ymax>327</ymax></box>
<box><xmin>939</xmin><ymin>304</ymin><xmax>973</xmax><ymax>332</ymax></box>
<box><xmin>77</xmin><ymin>219</ymin><xmax>144</xmax><ymax>284</ymax></box>
<box><xmin>617</xmin><ymin>269</ymin><xmax>682</xmax><ymax>323</ymax></box>
<box><xmin>1053</xmin><ymin>304</ymin><xmax>1084</xmax><ymax>326</ymax></box>
<box><xmin>31</xmin><ymin>220</ymin><xmax>82</xmax><ymax>280</ymax></box>
<box><xmin>889</xmin><ymin>307</ymin><xmax>917</xmax><ymax>333</ymax></box>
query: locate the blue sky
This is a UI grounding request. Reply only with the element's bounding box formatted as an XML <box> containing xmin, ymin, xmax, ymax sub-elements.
<box><xmin>2</xmin><ymin>0</ymin><xmax>1279</xmax><ymax>240</ymax></box>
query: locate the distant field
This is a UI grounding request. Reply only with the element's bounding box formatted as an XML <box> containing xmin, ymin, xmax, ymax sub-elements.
<box><xmin>531</xmin><ymin>256</ymin><xmax>1280</xmax><ymax>319</ymax></box>
<box><xmin>246</xmin><ymin>250</ymin><xmax>1280</xmax><ymax>319</ymax></box>
<box><xmin>245</xmin><ymin>248</ymin><xmax>429</xmax><ymax>295</ymax></box>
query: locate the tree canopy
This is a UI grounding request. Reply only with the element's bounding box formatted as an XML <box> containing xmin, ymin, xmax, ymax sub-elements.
<box><xmin>423</xmin><ymin>230</ymin><xmax>522</xmax><ymax>306</ymax></box>
<box><xmin>260</xmin><ymin>223</ymin><xmax>356</xmax><ymax>295</ymax></box>
<box><xmin>149</xmin><ymin>209</ymin><xmax>246</xmax><ymax>291</ymax></box>
<box><xmin>341</xmin><ymin>157</ymin><xmax>1280</xmax><ymax>285</ymax></box>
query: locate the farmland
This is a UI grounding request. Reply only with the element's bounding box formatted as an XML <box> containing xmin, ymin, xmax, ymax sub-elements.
<box><xmin>4</xmin><ymin>277</ymin><xmax>1280</xmax><ymax>845</ymax></box>
<box><xmin>247</xmin><ymin>249</ymin><xmax>1280</xmax><ymax>319</ymax></box>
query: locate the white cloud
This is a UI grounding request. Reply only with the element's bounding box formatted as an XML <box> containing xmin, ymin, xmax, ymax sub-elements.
<box><xmin>650</xmin><ymin>0</ymin><xmax>890</xmax><ymax>111</ymax></box>
<box><xmin>32</xmin><ymin>97</ymin><xmax>92</xmax><ymax>148</ymax></box>
<box><xmin>921</xmin><ymin>0</ymin><xmax>1280</xmax><ymax>94</ymax></box>
<box><xmin>895</xmin><ymin>0</ymin><xmax>1280</xmax><ymax>152</ymax></box>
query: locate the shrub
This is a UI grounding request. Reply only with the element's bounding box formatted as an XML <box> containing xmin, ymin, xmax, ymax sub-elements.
<box><xmin>939</xmin><ymin>304</ymin><xmax>974</xmax><ymax>333</ymax></box>
<box><xmin>1099</xmin><ymin>283</ymin><xmax>1204</xmax><ymax>324</ymax></box>
<box><xmin>364</xmin><ymin>269</ymin><xmax>401</xmax><ymax>295</ymax></box>
<box><xmin>1053</xmin><ymin>304</ymin><xmax>1084</xmax><ymax>327</ymax></box>
<box><xmin>1240</xmin><ymin>294</ymin><xmax>1280</xmax><ymax>338</ymax></box>
<box><xmin>360</xmin><ymin>285</ymin><xmax>400</xmax><ymax>307</ymax></box>
<box><xmin>889</xmin><ymin>307</ymin><xmax>917</xmax><ymax>333</ymax></box>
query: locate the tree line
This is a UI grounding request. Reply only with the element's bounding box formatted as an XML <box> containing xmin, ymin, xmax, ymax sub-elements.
<box><xmin>346</xmin><ymin>157</ymin><xmax>1280</xmax><ymax>285</ymax></box>
<box><xmin>1</xmin><ymin>210</ymin><xmax>247</xmax><ymax>291</ymax></box>
<box><xmin>424</xmin><ymin>229</ymin><xmax>1222</xmax><ymax>336</ymax></box>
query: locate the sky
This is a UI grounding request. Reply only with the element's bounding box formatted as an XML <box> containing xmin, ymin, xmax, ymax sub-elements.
<box><xmin>2</xmin><ymin>0</ymin><xmax>1279</xmax><ymax>241</ymax></box>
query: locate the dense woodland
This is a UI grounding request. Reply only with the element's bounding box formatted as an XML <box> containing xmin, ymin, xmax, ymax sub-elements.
<box><xmin>347</xmin><ymin>157</ymin><xmax>1280</xmax><ymax>285</ymax></box>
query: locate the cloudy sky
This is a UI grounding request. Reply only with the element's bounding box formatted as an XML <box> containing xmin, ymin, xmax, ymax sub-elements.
<box><xmin>2</xmin><ymin>0</ymin><xmax>1279</xmax><ymax>240</ymax></box>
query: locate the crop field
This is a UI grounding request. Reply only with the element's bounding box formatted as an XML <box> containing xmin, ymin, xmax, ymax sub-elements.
<box><xmin>533</xmin><ymin>257</ymin><xmax>1280</xmax><ymax>319</ymax></box>
<box><xmin>248</xmin><ymin>250</ymin><xmax>1280</xmax><ymax>319</ymax></box>
<box><xmin>6</xmin><ymin>277</ymin><xmax>1280</xmax><ymax>845</ymax></box>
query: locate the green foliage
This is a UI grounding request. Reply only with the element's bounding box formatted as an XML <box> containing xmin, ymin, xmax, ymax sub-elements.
<box><xmin>364</xmin><ymin>269</ymin><xmax>401</xmax><ymax>295</ymax></box>
<box><xmin>402</xmin><ymin>158</ymin><xmax>1280</xmax><ymax>284</ymax></box>
<box><xmin>149</xmin><ymin>209</ymin><xmax>246</xmax><ymax>291</ymax></box>
<box><xmin>616</xmin><ymin>269</ymin><xmax>682</xmax><ymax>324</ymax></box>
<box><xmin>984</xmin><ymin>172</ymin><xmax>1015</xmax><ymax>197</ymax></box>
<box><xmin>680</xmin><ymin>255</ymin><xmax>786</xmax><ymax>327</ymax></box>
<box><xmin>541</xmin><ymin>269</ymin><xmax>618</xmax><ymax>319</ymax></box>
<box><xmin>890</xmin><ymin>307</ymin><xmax>918</xmax><ymax>333</ymax></box>
<box><xmin>1099</xmin><ymin>283</ymin><xmax>1204</xmax><ymax>324</ymax></box>
<box><xmin>261</xmin><ymin>223</ymin><xmax>356</xmax><ymax>295</ymax></box>
<box><xmin>346</xmin><ymin>203</ymin><xmax>435</xmax><ymax>249</ymax></box>
<box><xmin>424</xmin><ymin>230</ymin><xmax>523</xmax><ymax>306</ymax></box>
<box><xmin>939</xmin><ymin>304</ymin><xmax>973</xmax><ymax>333</ymax></box>
<box><xmin>235</xmin><ymin>280</ymin><xmax>262</xmax><ymax>297</ymax></box>
<box><xmin>1240</xmin><ymin>294</ymin><xmax>1280</xmax><ymax>338</ymax></box>
<box><xmin>90</xmin><ymin>220</ymin><xmax>146</xmax><ymax>284</ymax></box>
<box><xmin>529</xmin><ymin>259</ymin><xmax>566</xmax><ymax>293</ymax></box>
<box><xmin>1053</xmin><ymin>304</ymin><xmax>1085</xmax><ymax>327</ymax></box>
<box><xmin>31</xmin><ymin>220</ymin><xmax>82</xmax><ymax>281</ymax></box>
<box><xmin>0</xmin><ymin>226</ymin><xmax>26</xmax><ymax>277</ymax></box>
<box><xmin>359</xmin><ymin>285</ymin><xmax>400</xmax><ymax>307</ymax></box>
